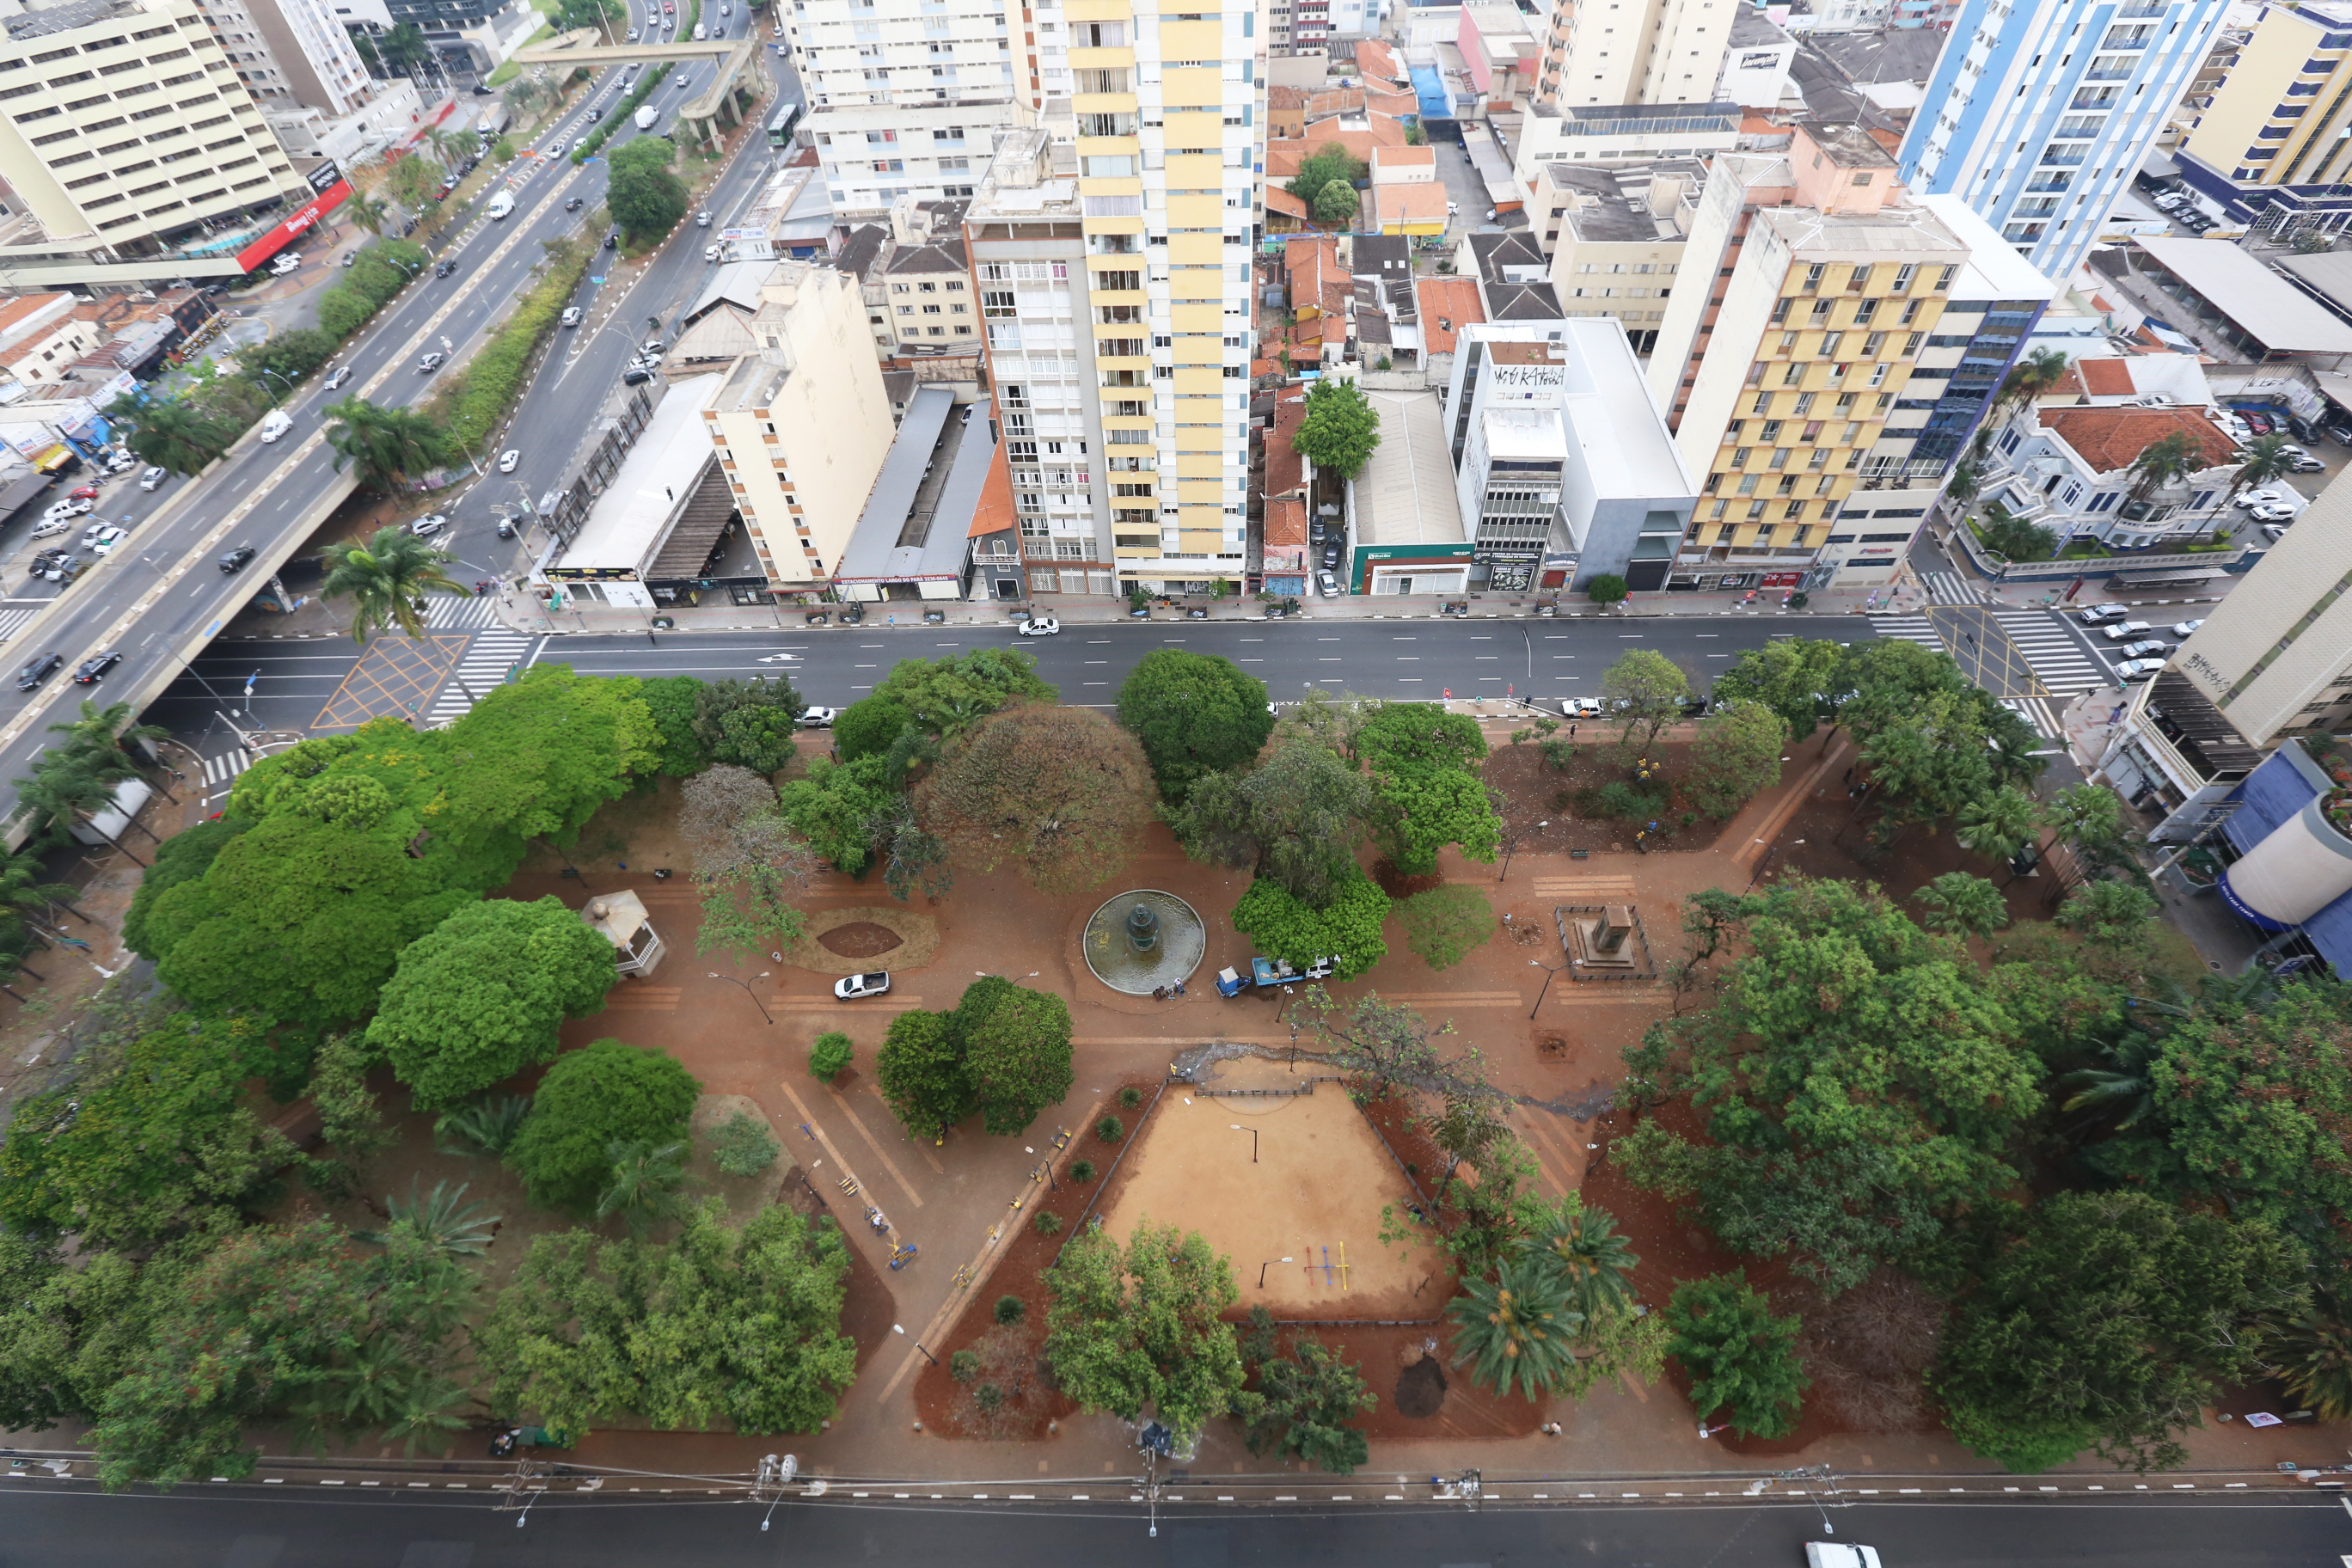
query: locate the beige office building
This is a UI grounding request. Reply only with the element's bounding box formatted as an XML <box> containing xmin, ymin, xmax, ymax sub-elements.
<box><xmin>1530</xmin><ymin>0</ymin><xmax>1736</xmax><ymax>108</ymax></box>
<box><xmin>2172</xmin><ymin>467</ymin><xmax>2352</xmax><ymax>743</ymax></box>
<box><xmin>0</xmin><ymin>0</ymin><xmax>309</xmax><ymax>272</ymax></box>
<box><xmin>700</xmin><ymin>260</ymin><xmax>897</xmax><ymax>589</ymax></box>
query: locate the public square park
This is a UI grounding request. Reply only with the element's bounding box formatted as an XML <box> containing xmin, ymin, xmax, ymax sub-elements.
<box><xmin>2</xmin><ymin>634</ymin><xmax>2349</xmax><ymax>1496</ymax></box>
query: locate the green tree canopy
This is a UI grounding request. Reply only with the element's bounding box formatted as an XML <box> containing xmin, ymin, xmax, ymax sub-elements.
<box><xmin>78</xmin><ymin>1216</ymin><xmax>478</xmax><ymax>1488</ymax></box>
<box><xmin>690</xmin><ymin>676</ymin><xmax>804</xmax><ymax>774</ymax></box>
<box><xmin>1167</xmin><ymin>738</ymin><xmax>1375</xmax><ymax>907</ymax></box>
<box><xmin>0</xmin><ymin>1007</ymin><xmax>295</xmax><ymax>1246</ymax></box>
<box><xmin>369</xmin><ymin>896</ymin><xmax>617</xmax><ymax>1112</ymax></box>
<box><xmin>775</xmin><ymin>752</ymin><xmax>895</xmax><ymax>876</ymax></box>
<box><xmin>1616</xmin><ymin>878</ymin><xmax>2045</xmax><ymax>1293</ymax></box>
<box><xmin>475</xmin><ymin>1199</ymin><xmax>857</xmax><ymax>1438</ymax></box>
<box><xmin>323</xmin><ymin>397</ymin><xmax>448</xmax><ymax>491</ymax></box>
<box><xmin>138</xmin><ymin>811</ymin><xmax>475</xmax><ymax>1028</ymax></box>
<box><xmin>952</xmin><ymin>977</ymin><xmax>1075</xmax><ymax>1136</ymax></box>
<box><xmin>1232</xmin><ymin>866</ymin><xmax>1390</xmax><ymax>978</ymax></box>
<box><xmin>1599</xmin><ymin>648</ymin><xmax>1692</xmax><ymax>750</ymax></box>
<box><xmin>1291</xmin><ymin>377</ymin><xmax>1381</xmax><ymax>480</ymax></box>
<box><xmin>875</xmin><ymin>1007</ymin><xmax>971</xmax><ymax>1139</ymax></box>
<box><xmin>869</xmin><ymin>648</ymin><xmax>1057</xmax><ymax>738</ymax></box>
<box><xmin>1284</xmin><ymin>142</ymin><xmax>1366</xmax><ymax>219</ymax></box>
<box><xmin>1932</xmin><ymin>1192</ymin><xmax>2303</xmax><ymax>1473</ymax></box>
<box><xmin>505</xmin><ymin>1039</ymin><xmax>700</xmax><ymax>1214</ymax></box>
<box><xmin>1393</xmin><ymin>882</ymin><xmax>1494</xmax><ymax>970</ymax></box>
<box><xmin>1235</xmin><ymin>1308</ymin><xmax>1376</xmax><ymax>1473</ymax></box>
<box><xmin>1116</xmin><ymin>649</ymin><xmax>1275</xmax><ymax>802</ymax></box>
<box><xmin>1687</xmin><ymin>700</ymin><xmax>1787</xmax><ymax>820</ymax></box>
<box><xmin>1663</xmin><ymin>1273</ymin><xmax>1808</xmax><ymax>1440</ymax></box>
<box><xmin>607</xmin><ymin>146</ymin><xmax>689</xmax><ymax>239</ymax></box>
<box><xmin>634</xmin><ymin>675</ymin><xmax>710</xmax><ymax>775</ymax></box>
<box><xmin>835</xmin><ymin>695</ymin><xmax>915</xmax><ymax>763</ymax></box>
<box><xmin>1043</xmin><ymin>1216</ymin><xmax>1246</xmax><ymax>1442</ymax></box>
<box><xmin>437</xmin><ymin>665</ymin><xmax>659</xmax><ymax>868</ymax></box>
<box><xmin>121</xmin><ymin>817</ymin><xmax>248</xmax><ymax>959</ymax></box>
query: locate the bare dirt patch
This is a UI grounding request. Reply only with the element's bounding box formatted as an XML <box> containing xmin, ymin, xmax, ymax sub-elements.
<box><xmin>1099</xmin><ymin>1063</ymin><xmax>1444</xmax><ymax>1320</ymax></box>
<box><xmin>781</xmin><ymin>905</ymin><xmax>940</xmax><ymax>976</ymax></box>
<box><xmin>1484</xmin><ymin>738</ymin><xmax>1731</xmax><ymax>856</ymax></box>
<box><xmin>817</xmin><ymin>921</ymin><xmax>904</xmax><ymax>960</ymax></box>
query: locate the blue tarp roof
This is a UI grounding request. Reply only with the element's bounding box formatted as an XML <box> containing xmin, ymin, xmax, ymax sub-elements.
<box><xmin>2223</xmin><ymin>744</ymin><xmax>2352</xmax><ymax>971</ymax></box>
<box><xmin>1410</xmin><ymin>64</ymin><xmax>1452</xmax><ymax>121</ymax></box>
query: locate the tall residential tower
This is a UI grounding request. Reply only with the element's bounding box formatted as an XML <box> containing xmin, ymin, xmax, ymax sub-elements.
<box><xmin>1899</xmin><ymin>0</ymin><xmax>2227</xmax><ymax>279</ymax></box>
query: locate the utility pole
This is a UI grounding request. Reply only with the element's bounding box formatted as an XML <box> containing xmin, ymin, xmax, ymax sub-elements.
<box><xmin>753</xmin><ymin>1452</ymin><xmax>799</xmax><ymax>1532</ymax></box>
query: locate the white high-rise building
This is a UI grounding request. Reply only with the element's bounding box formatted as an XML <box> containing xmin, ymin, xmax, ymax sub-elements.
<box><xmin>1530</xmin><ymin>0</ymin><xmax>1736</xmax><ymax>108</ymax></box>
<box><xmin>1899</xmin><ymin>0</ymin><xmax>2229</xmax><ymax>280</ymax></box>
<box><xmin>192</xmin><ymin>0</ymin><xmax>375</xmax><ymax>116</ymax></box>
<box><xmin>795</xmin><ymin>0</ymin><xmax>1072</xmax><ymax>217</ymax></box>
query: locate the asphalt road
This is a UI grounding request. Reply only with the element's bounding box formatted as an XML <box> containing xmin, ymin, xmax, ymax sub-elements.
<box><xmin>0</xmin><ymin>0</ymin><xmax>793</xmax><ymax>823</ymax></box>
<box><xmin>0</xmin><ymin>1484</ymin><xmax>2340</xmax><ymax>1568</ymax></box>
<box><xmin>144</xmin><ymin>615</ymin><xmax>1880</xmax><ymax>750</ymax></box>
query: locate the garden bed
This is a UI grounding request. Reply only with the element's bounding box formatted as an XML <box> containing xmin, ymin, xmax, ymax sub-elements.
<box><xmin>780</xmin><ymin>905</ymin><xmax>941</xmax><ymax>975</ymax></box>
<box><xmin>1483</xmin><ymin>739</ymin><xmax>1732</xmax><ymax>857</ymax></box>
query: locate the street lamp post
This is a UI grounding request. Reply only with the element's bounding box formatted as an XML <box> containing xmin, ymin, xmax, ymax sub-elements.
<box><xmin>707</xmin><ymin>970</ymin><xmax>773</xmax><ymax>1024</ymax></box>
<box><xmin>1745</xmin><ymin>836</ymin><xmax>1805</xmax><ymax>893</ymax></box>
<box><xmin>1499</xmin><ymin>819</ymin><xmax>1548</xmax><ymax>882</ymax></box>
<box><xmin>1259</xmin><ymin>1255</ymin><xmax>1294</xmax><ymax>1288</ymax></box>
<box><xmin>1228</xmin><ymin>1123</ymin><xmax>1258</xmax><ymax>1162</ymax></box>
<box><xmin>1528</xmin><ymin>956</ymin><xmax>1572</xmax><ymax>1020</ymax></box>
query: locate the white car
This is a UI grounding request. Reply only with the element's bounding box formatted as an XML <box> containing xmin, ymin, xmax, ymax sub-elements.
<box><xmin>409</xmin><ymin>512</ymin><xmax>449</xmax><ymax>536</ymax></box>
<box><xmin>704</xmin><ymin>243</ymin><xmax>720</xmax><ymax>262</ymax></box>
<box><xmin>2103</xmin><ymin>620</ymin><xmax>2153</xmax><ymax>640</ymax></box>
<box><xmin>2077</xmin><ymin>602</ymin><xmax>2129</xmax><ymax>624</ymax></box>
<box><xmin>42</xmin><ymin>499</ymin><xmax>93</xmax><ymax>522</ymax></box>
<box><xmin>796</xmin><ymin>706</ymin><xmax>836</xmax><ymax>727</ymax></box>
<box><xmin>2116</xmin><ymin>656</ymin><xmax>2169</xmax><ymax>682</ymax></box>
<box><xmin>695</xmin><ymin>210</ymin><xmax>713</xmax><ymax>227</ymax></box>
<box><xmin>834</xmin><ymin>971</ymin><xmax>891</xmax><ymax>1000</ymax></box>
<box><xmin>104</xmin><ymin>453</ymin><xmax>136</xmax><ymax>475</ymax></box>
<box><xmin>1805</xmin><ymin>1546</ymin><xmax>1883</xmax><ymax>1568</ymax></box>
<box><xmin>2116</xmin><ymin>638</ymin><xmax>2169</xmax><ymax>660</ymax></box>
<box><xmin>546</xmin><ymin>138</ymin><xmax>567</xmax><ymax>156</ymax></box>
<box><xmin>2234</xmin><ymin>487</ymin><xmax>2294</xmax><ymax>510</ymax></box>
<box><xmin>498</xmin><ymin>449</ymin><xmax>521</xmax><ymax>474</ymax></box>
<box><xmin>138</xmin><ymin>465</ymin><xmax>168</xmax><ymax>491</ymax></box>
<box><xmin>1317</xmin><ymin>569</ymin><xmax>1340</xmax><ymax>597</ymax></box>
<box><xmin>2245</xmin><ymin>503</ymin><xmax>2297</xmax><ymax>524</ymax></box>
<box><xmin>85</xmin><ymin>524</ymin><xmax>128</xmax><ymax>555</ymax></box>
<box><xmin>2171</xmin><ymin>618</ymin><xmax>2206</xmax><ymax>637</ymax></box>
<box><xmin>1016</xmin><ymin>615</ymin><xmax>1061</xmax><ymax>636</ymax></box>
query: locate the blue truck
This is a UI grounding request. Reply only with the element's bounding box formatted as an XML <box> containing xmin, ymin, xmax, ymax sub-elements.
<box><xmin>1216</xmin><ymin>955</ymin><xmax>1338</xmax><ymax>996</ymax></box>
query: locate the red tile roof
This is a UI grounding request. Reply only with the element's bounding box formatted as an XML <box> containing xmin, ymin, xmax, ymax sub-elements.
<box><xmin>967</xmin><ymin>435</ymin><xmax>1016</xmax><ymax>537</ymax></box>
<box><xmin>2038</xmin><ymin>406</ymin><xmax>2239</xmax><ymax>473</ymax></box>
<box><xmin>2079</xmin><ymin>358</ymin><xmax>2135</xmax><ymax>396</ymax></box>
<box><xmin>1265</xmin><ymin>392</ymin><xmax>1308</xmax><ymax>499</ymax></box>
<box><xmin>1265</xmin><ymin>494</ymin><xmax>1308</xmax><ymax>548</ymax></box>
<box><xmin>1415</xmin><ymin>278</ymin><xmax>1484</xmax><ymax>354</ymax></box>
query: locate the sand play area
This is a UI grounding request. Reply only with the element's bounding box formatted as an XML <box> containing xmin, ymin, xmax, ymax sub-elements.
<box><xmin>1099</xmin><ymin>1057</ymin><xmax>1452</xmax><ymax>1320</ymax></box>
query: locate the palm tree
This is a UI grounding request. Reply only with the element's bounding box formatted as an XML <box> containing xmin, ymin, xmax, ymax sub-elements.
<box><xmin>2226</xmin><ymin>432</ymin><xmax>2294</xmax><ymax>505</ymax></box>
<box><xmin>2056</xmin><ymin>1057</ymin><xmax>2154</xmax><ymax>1130</ymax></box>
<box><xmin>597</xmin><ymin>1139</ymin><xmax>691</xmax><ymax>1238</ymax></box>
<box><xmin>345</xmin><ymin>191</ymin><xmax>391</xmax><ymax>237</ymax></box>
<box><xmin>2269</xmin><ymin>1289</ymin><xmax>2352</xmax><ymax>1422</ymax></box>
<box><xmin>1445</xmin><ymin>1258</ymin><xmax>1583</xmax><ymax>1400</ymax></box>
<box><xmin>1942</xmin><ymin>456</ymin><xmax>1982</xmax><ymax>518</ymax></box>
<box><xmin>49</xmin><ymin>700</ymin><xmax>175</xmax><ymax>803</ymax></box>
<box><xmin>10</xmin><ymin>762</ymin><xmax>150</xmax><ymax>863</ymax></box>
<box><xmin>126</xmin><ymin>400</ymin><xmax>232</xmax><ymax>476</ymax></box>
<box><xmin>2124</xmin><ymin>429</ymin><xmax>2202</xmax><ymax>509</ymax></box>
<box><xmin>2044</xmin><ymin>781</ymin><xmax>2123</xmax><ymax>853</ymax></box>
<box><xmin>0</xmin><ymin>848</ymin><xmax>90</xmax><ymax>936</ymax></box>
<box><xmin>1910</xmin><ymin>870</ymin><xmax>2009</xmax><ymax>938</ymax></box>
<box><xmin>1954</xmin><ymin>784</ymin><xmax>2039</xmax><ymax>873</ymax></box>
<box><xmin>317</xmin><ymin>524</ymin><xmax>469</xmax><ymax>645</ymax></box>
<box><xmin>324</xmin><ymin>396</ymin><xmax>448</xmax><ymax>491</ymax></box>
<box><xmin>1535</xmin><ymin>1204</ymin><xmax>1638</xmax><ymax>1319</ymax></box>
<box><xmin>1993</xmin><ymin>346</ymin><xmax>2071</xmax><ymax>421</ymax></box>
<box><xmin>358</xmin><ymin>1178</ymin><xmax>501</xmax><ymax>1256</ymax></box>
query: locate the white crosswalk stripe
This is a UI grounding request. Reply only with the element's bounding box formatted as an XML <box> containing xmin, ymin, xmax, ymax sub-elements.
<box><xmin>426</xmin><ymin>631</ymin><xmax>532</xmax><ymax>721</ymax></box>
<box><xmin>422</xmin><ymin>592</ymin><xmax>504</xmax><ymax>630</ymax></box>
<box><xmin>202</xmin><ymin>747</ymin><xmax>254</xmax><ymax>787</ymax></box>
<box><xmin>1868</xmin><ymin>614</ymin><xmax>1945</xmax><ymax>652</ymax></box>
<box><xmin>2001</xmin><ymin>696</ymin><xmax>2064</xmax><ymax>741</ymax></box>
<box><xmin>1992</xmin><ymin>610</ymin><xmax>2106</xmax><ymax>693</ymax></box>
<box><xmin>1923</xmin><ymin>571</ymin><xmax>1982</xmax><ymax>606</ymax></box>
<box><xmin>0</xmin><ymin>604</ymin><xmax>42</xmax><ymax>645</ymax></box>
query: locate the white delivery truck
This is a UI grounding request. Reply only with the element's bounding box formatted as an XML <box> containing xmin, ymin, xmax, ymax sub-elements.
<box><xmin>259</xmin><ymin>409</ymin><xmax>293</xmax><ymax>444</ymax></box>
<box><xmin>485</xmin><ymin>189</ymin><xmax>516</xmax><ymax>220</ymax></box>
<box><xmin>635</xmin><ymin>105</ymin><xmax>658</xmax><ymax>131</ymax></box>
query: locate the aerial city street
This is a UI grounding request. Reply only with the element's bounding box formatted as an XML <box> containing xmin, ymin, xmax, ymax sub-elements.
<box><xmin>2</xmin><ymin>0</ymin><xmax>2351</xmax><ymax>1561</ymax></box>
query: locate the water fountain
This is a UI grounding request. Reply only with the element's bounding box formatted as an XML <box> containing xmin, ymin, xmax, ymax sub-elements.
<box><xmin>1081</xmin><ymin>889</ymin><xmax>1206</xmax><ymax>995</ymax></box>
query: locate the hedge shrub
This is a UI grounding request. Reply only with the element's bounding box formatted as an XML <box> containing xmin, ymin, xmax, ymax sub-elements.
<box><xmin>440</xmin><ymin>240</ymin><xmax>593</xmax><ymax>452</ymax></box>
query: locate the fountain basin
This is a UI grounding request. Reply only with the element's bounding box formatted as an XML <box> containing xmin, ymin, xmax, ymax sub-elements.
<box><xmin>1081</xmin><ymin>888</ymin><xmax>1206</xmax><ymax>995</ymax></box>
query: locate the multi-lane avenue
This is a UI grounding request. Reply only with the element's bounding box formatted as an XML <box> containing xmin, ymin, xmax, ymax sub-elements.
<box><xmin>0</xmin><ymin>0</ymin><xmax>789</xmax><ymax>824</ymax></box>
